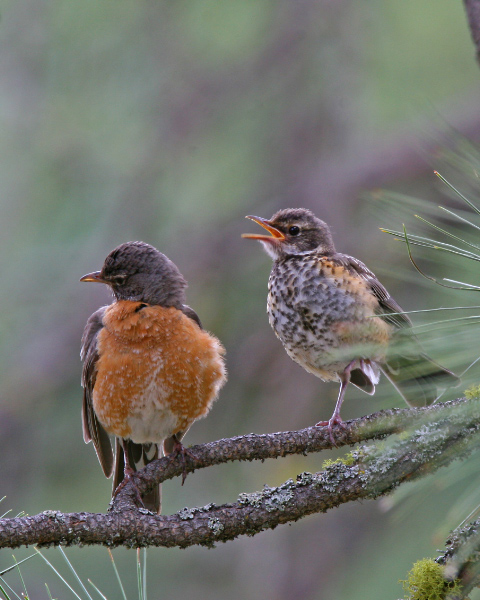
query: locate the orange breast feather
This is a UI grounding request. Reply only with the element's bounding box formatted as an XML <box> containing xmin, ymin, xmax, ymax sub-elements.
<box><xmin>93</xmin><ymin>301</ymin><xmax>226</xmax><ymax>443</ymax></box>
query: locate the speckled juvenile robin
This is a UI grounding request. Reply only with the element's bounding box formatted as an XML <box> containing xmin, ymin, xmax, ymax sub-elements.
<box><xmin>242</xmin><ymin>208</ymin><xmax>458</xmax><ymax>441</ymax></box>
<box><xmin>80</xmin><ymin>241</ymin><xmax>227</xmax><ymax>512</ymax></box>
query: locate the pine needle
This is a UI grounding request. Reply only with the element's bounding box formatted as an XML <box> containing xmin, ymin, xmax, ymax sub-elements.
<box><xmin>0</xmin><ymin>555</ymin><xmax>35</xmax><ymax>577</ymax></box>
<box><xmin>137</xmin><ymin>549</ymin><xmax>143</xmax><ymax>600</ymax></box>
<box><xmin>438</xmin><ymin>205</ymin><xmax>480</xmax><ymax>231</ymax></box>
<box><xmin>381</xmin><ymin>228</ymin><xmax>480</xmax><ymax>261</ymax></box>
<box><xmin>11</xmin><ymin>556</ymin><xmax>27</xmax><ymax>599</ymax></box>
<box><xmin>434</xmin><ymin>170</ymin><xmax>480</xmax><ymax>216</ymax></box>
<box><xmin>411</xmin><ymin>314</ymin><xmax>480</xmax><ymax>332</ymax></box>
<box><xmin>401</xmin><ymin>224</ymin><xmax>477</xmax><ymax>290</ymax></box>
<box><xmin>107</xmin><ymin>549</ymin><xmax>128</xmax><ymax>600</ymax></box>
<box><xmin>87</xmin><ymin>579</ymin><xmax>108</xmax><ymax>600</ymax></box>
<box><xmin>0</xmin><ymin>577</ymin><xmax>21</xmax><ymax>600</ymax></box>
<box><xmin>370</xmin><ymin>305</ymin><xmax>480</xmax><ymax>318</ymax></box>
<box><xmin>34</xmin><ymin>548</ymin><xmax>83</xmax><ymax>600</ymax></box>
<box><xmin>58</xmin><ymin>547</ymin><xmax>93</xmax><ymax>600</ymax></box>
<box><xmin>443</xmin><ymin>279</ymin><xmax>480</xmax><ymax>290</ymax></box>
<box><xmin>414</xmin><ymin>213</ymin><xmax>480</xmax><ymax>250</ymax></box>
<box><xmin>142</xmin><ymin>549</ymin><xmax>147</xmax><ymax>600</ymax></box>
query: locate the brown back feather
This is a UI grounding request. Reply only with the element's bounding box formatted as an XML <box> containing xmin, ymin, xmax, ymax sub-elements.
<box><xmin>81</xmin><ymin>307</ymin><xmax>114</xmax><ymax>477</ymax></box>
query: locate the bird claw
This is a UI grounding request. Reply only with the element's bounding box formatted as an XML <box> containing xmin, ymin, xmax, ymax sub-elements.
<box><xmin>169</xmin><ymin>439</ymin><xmax>196</xmax><ymax>485</ymax></box>
<box><xmin>112</xmin><ymin>466</ymin><xmax>145</xmax><ymax>508</ymax></box>
<box><xmin>316</xmin><ymin>415</ymin><xmax>347</xmax><ymax>446</ymax></box>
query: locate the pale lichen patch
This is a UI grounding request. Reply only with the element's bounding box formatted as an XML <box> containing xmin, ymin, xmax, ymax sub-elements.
<box><xmin>207</xmin><ymin>518</ymin><xmax>225</xmax><ymax>535</ymax></box>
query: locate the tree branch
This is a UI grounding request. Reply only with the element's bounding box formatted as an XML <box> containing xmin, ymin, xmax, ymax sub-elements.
<box><xmin>110</xmin><ymin>397</ymin><xmax>475</xmax><ymax>509</ymax></box>
<box><xmin>0</xmin><ymin>397</ymin><xmax>478</xmax><ymax>550</ymax></box>
<box><xmin>463</xmin><ymin>0</ymin><xmax>480</xmax><ymax>63</ymax></box>
<box><xmin>438</xmin><ymin>515</ymin><xmax>480</xmax><ymax>598</ymax></box>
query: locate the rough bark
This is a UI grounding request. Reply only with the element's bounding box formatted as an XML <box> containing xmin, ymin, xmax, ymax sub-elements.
<box><xmin>0</xmin><ymin>397</ymin><xmax>478</xmax><ymax>550</ymax></box>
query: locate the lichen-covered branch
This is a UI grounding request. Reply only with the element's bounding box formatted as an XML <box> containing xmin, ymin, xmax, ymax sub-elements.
<box><xmin>0</xmin><ymin>397</ymin><xmax>478</xmax><ymax>550</ymax></box>
<box><xmin>403</xmin><ymin>514</ymin><xmax>480</xmax><ymax>600</ymax></box>
<box><xmin>111</xmin><ymin>397</ymin><xmax>474</xmax><ymax>511</ymax></box>
<box><xmin>463</xmin><ymin>0</ymin><xmax>480</xmax><ymax>63</ymax></box>
<box><xmin>437</xmin><ymin>516</ymin><xmax>480</xmax><ymax>598</ymax></box>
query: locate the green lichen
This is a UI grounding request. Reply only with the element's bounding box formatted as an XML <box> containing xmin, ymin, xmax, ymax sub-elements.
<box><xmin>401</xmin><ymin>558</ymin><xmax>463</xmax><ymax>600</ymax></box>
<box><xmin>464</xmin><ymin>384</ymin><xmax>480</xmax><ymax>400</ymax></box>
<box><xmin>321</xmin><ymin>451</ymin><xmax>356</xmax><ymax>470</ymax></box>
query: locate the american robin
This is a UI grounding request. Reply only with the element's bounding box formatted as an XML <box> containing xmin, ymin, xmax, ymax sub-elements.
<box><xmin>80</xmin><ymin>241</ymin><xmax>227</xmax><ymax>512</ymax></box>
<box><xmin>242</xmin><ymin>208</ymin><xmax>459</xmax><ymax>442</ymax></box>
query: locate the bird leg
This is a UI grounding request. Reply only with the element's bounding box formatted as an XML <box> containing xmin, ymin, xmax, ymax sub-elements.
<box><xmin>316</xmin><ymin>360</ymin><xmax>356</xmax><ymax>445</ymax></box>
<box><xmin>167</xmin><ymin>434</ymin><xmax>197</xmax><ymax>485</ymax></box>
<box><xmin>112</xmin><ymin>441</ymin><xmax>145</xmax><ymax>508</ymax></box>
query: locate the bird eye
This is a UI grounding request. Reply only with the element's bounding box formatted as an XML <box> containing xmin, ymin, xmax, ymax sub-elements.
<box><xmin>288</xmin><ymin>225</ymin><xmax>300</xmax><ymax>236</ymax></box>
<box><xmin>113</xmin><ymin>274</ymin><xmax>127</xmax><ymax>285</ymax></box>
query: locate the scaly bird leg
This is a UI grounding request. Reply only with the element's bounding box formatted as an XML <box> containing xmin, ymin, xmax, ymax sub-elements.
<box><xmin>112</xmin><ymin>440</ymin><xmax>144</xmax><ymax>508</ymax></box>
<box><xmin>167</xmin><ymin>434</ymin><xmax>197</xmax><ymax>485</ymax></box>
<box><xmin>316</xmin><ymin>360</ymin><xmax>356</xmax><ymax>445</ymax></box>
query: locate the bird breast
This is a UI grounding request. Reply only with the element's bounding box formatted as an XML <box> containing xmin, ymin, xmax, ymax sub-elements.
<box><xmin>93</xmin><ymin>301</ymin><xmax>226</xmax><ymax>443</ymax></box>
<box><xmin>267</xmin><ymin>255</ymin><xmax>391</xmax><ymax>377</ymax></box>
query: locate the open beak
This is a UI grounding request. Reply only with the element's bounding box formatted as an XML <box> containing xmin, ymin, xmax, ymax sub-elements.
<box><xmin>241</xmin><ymin>216</ymin><xmax>286</xmax><ymax>242</ymax></box>
<box><xmin>80</xmin><ymin>270</ymin><xmax>107</xmax><ymax>284</ymax></box>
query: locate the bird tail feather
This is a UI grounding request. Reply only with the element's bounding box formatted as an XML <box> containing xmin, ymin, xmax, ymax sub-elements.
<box><xmin>113</xmin><ymin>439</ymin><xmax>161</xmax><ymax>513</ymax></box>
<box><xmin>381</xmin><ymin>353</ymin><xmax>460</xmax><ymax>407</ymax></box>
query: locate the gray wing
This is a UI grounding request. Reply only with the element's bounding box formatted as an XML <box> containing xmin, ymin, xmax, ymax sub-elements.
<box><xmin>81</xmin><ymin>306</ymin><xmax>114</xmax><ymax>477</ymax></box>
<box><xmin>336</xmin><ymin>253</ymin><xmax>459</xmax><ymax>405</ymax></box>
<box><xmin>181</xmin><ymin>304</ymin><xmax>203</xmax><ymax>329</ymax></box>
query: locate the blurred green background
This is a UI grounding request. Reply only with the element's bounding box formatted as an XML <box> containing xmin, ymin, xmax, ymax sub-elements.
<box><xmin>2</xmin><ymin>0</ymin><xmax>480</xmax><ymax>598</ymax></box>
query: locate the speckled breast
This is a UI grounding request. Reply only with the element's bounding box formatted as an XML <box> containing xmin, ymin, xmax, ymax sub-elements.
<box><xmin>267</xmin><ymin>254</ymin><xmax>391</xmax><ymax>379</ymax></box>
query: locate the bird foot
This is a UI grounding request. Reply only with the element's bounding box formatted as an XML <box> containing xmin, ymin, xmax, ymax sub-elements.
<box><xmin>316</xmin><ymin>415</ymin><xmax>347</xmax><ymax>446</ymax></box>
<box><xmin>169</xmin><ymin>439</ymin><xmax>196</xmax><ymax>485</ymax></box>
<box><xmin>112</xmin><ymin>465</ymin><xmax>145</xmax><ymax>508</ymax></box>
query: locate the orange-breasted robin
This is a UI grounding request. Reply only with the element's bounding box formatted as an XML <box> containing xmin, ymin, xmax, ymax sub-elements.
<box><xmin>243</xmin><ymin>208</ymin><xmax>459</xmax><ymax>442</ymax></box>
<box><xmin>80</xmin><ymin>241</ymin><xmax>227</xmax><ymax>512</ymax></box>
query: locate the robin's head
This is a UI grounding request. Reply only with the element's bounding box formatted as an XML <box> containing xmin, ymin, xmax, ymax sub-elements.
<box><xmin>242</xmin><ymin>208</ymin><xmax>336</xmax><ymax>259</ymax></box>
<box><xmin>80</xmin><ymin>241</ymin><xmax>187</xmax><ymax>306</ymax></box>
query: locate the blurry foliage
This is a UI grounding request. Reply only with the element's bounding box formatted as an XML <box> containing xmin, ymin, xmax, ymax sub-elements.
<box><xmin>370</xmin><ymin>147</ymin><xmax>480</xmax><ymax>546</ymax></box>
<box><xmin>0</xmin><ymin>546</ymin><xmax>148</xmax><ymax>599</ymax></box>
<box><xmin>1</xmin><ymin>0</ymin><xmax>480</xmax><ymax>598</ymax></box>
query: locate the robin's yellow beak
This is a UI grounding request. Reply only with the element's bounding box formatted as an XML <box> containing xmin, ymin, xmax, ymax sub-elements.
<box><xmin>80</xmin><ymin>270</ymin><xmax>107</xmax><ymax>284</ymax></box>
<box><xmin>241</xmin><ymin>216</ymin><xmax>286</xmax><ymax>242</ymax></box>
